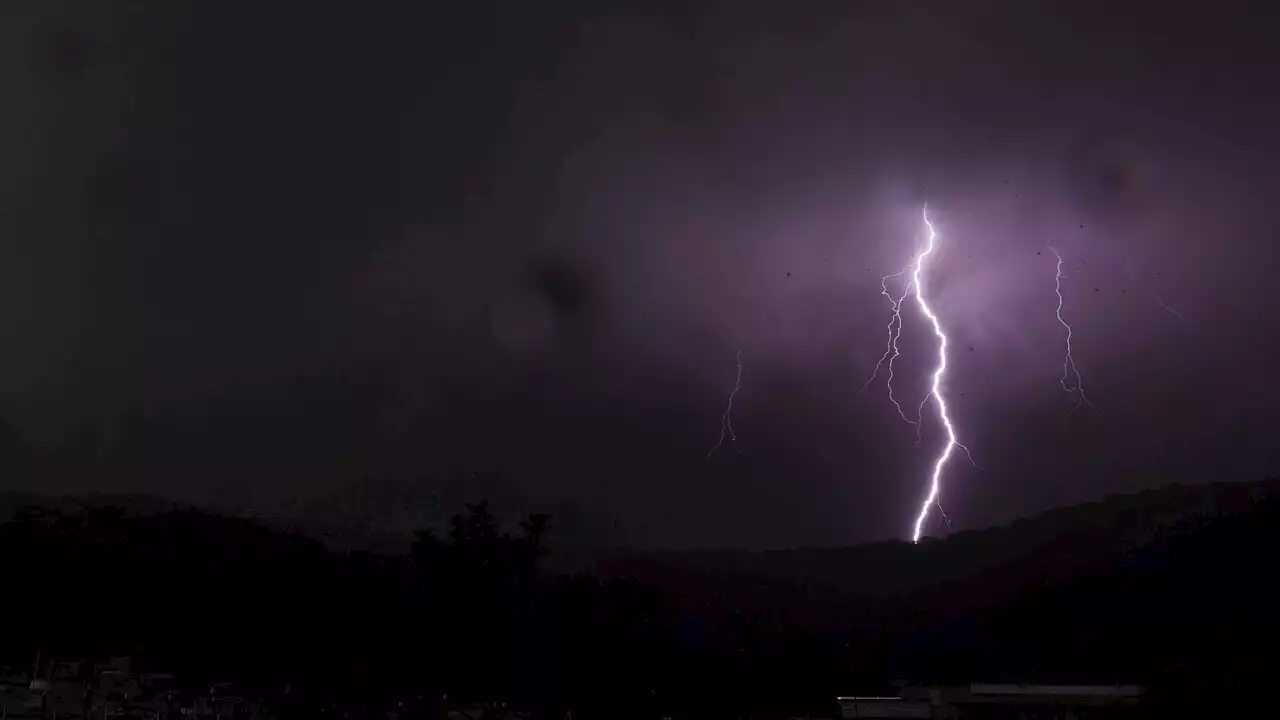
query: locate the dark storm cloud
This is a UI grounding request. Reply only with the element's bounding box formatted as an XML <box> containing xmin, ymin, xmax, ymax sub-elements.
<box><xmin>530</xmin><ymin>255</ymin><xmax>593</xmax><ymax>325</ymax></box>
<box><xmin>4</xmin><ymin>1</ymin><xmax>1278</xmax><ymax>547</ymax></box>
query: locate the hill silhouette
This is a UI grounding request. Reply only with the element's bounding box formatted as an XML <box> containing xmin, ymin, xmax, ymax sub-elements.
<box><xmin>0</xmin><ymin>479</ymin><xmax>1276</xmax><ymax>717</ymax></box>
<box><xmin>593</xmin><ymin>478</ymin><xmax>1280</xmax><ymax>598</ymax></box>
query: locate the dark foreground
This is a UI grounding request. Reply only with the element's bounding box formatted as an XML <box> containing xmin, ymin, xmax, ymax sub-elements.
<box><xmin>3</xmin><ymin>480</ymin><xmax>1278</xmax><ymax>718</ymax></box>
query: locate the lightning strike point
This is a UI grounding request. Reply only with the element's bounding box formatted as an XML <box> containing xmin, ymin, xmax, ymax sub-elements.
<box><xmin>707</xmin><ymin>347</ymin><xmax>744</xmax><ymax>458</ymax></box>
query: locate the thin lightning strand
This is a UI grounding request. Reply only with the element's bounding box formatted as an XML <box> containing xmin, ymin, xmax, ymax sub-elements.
<box><xmin>914</xmin><ymin>394</ymin><xmax>930</xmax><ymax>443</ymax></box>
<box><xmin>862</xmin><ymin>267</ymin><xmax>918</xmax><ymax>424</ymax></box>
<box><xmin>1149</xmin><ymin>292</ymin><xmax>1185</xmax><ymax>321</ymax></box>
<box><xmin>1048</xmin><ymin>246</ymin><xmax>1093</xmax><ymax>414</ymax></box>
<box><xmin>707</xmin><ymin>347</ymin><xmax>743</xmax><ymax>457</ymax></box>
<box><xmin>1124</xmin><ymin>258</ymin><xmax>1185</xmax><ymax>321</ymax></box>
<box><xmin>935</xmin><ymin>501</ymin><xmax>952</xmax><ymax>531</ymax></box>
<box><xmin>910</xmin><ymin>206</ymin><xmax>965</xmax><ymax>543</ymax></box>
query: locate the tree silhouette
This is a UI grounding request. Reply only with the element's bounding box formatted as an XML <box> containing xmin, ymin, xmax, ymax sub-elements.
<box><xmin>1</xmin><ymin>482</ymin><xmax>1277</xmax><ymax>717</ymax></box>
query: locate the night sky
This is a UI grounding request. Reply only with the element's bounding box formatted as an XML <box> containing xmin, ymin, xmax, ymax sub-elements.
<box><xmin>4</xmin><ymin>1</ymin><xmax>1279</xmax><ymax>548</ymax></box>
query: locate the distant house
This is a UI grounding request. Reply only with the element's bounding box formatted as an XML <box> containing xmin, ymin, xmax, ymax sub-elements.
<box><xmin>0</xmin><ymin>656</ymin><xmax>275</xmax><ymax>719</ymax></box>
<box><xmin>0</xmin><ymin>659</ymin><xmax>91</xmax><ymax>720</ymax></box>
<box><xmin>837</xmin><ymin>695</ymin><xmax>932</xmax><ymax>719</ymax></box>
<box><xmin>0</xmin><ymin>667</ymin><xmax>30</xmax><ymax>718</ymax></box>
<box><xmin>95</xmin><ymin>660</ymin><xmax>141</xmax><ymax>719</ymax></box>
<box><xmin>838</xmin><ymin>684</ymin><xmax>1143</xmax><ymax>718</ymax></box>
<box><xmin>50</xmin><ymin>661</ymin><xmax>84</xmax><ymax>682</ymax></box>
<box><xmin>445</xmin><ymin>704</ymin><xmax>533</xmax><ymax>720</ymax></box>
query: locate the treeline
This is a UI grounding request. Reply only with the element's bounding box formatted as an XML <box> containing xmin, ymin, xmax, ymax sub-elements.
<box><xmin>3</xmin><ymin>502</ymin><xmax>826</xmax><ymax>718</ymax></box>
<box><xmin>3</xmin><ymin>487</ymin><xmax>1280</xmax><ymax>717</ymax></box>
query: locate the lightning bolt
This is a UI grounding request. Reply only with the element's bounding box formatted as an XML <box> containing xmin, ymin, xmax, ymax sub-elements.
<box><xmin>910</xmin><ymin>205</ymin><xmax>967</xmax><ymax>543</ymax></box>
<box><xmin>707</xmin><ymin>346</ymin><xmax>743</xmax><ymax>458</ymax></box>
<box><xmin>1048</xmin><ymin>246</ymin><xmax>1093</xmax><ymax>414</ymax></box>
<box><xmin>862</xmin><ymin>267</ymin><xmax>918</xmax><ymax>424</ymax></box>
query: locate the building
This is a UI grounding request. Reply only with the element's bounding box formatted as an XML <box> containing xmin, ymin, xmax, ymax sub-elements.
<box><xmin>0</xmin><ymin>656</ymin><xmax>272</xmax><ymax>719</ymax></box>
<box><xmin>839</xmin><ymin>684</ymin><xmax>1143</xmax><ymax>719</ymax></box>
